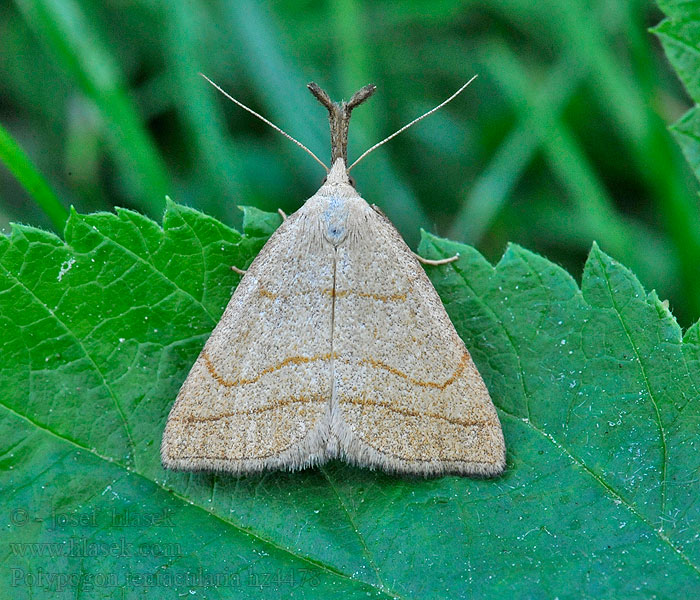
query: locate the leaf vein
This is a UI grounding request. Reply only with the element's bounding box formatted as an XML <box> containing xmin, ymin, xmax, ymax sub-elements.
<box><xmin>89</xmin><ymin>226</ymin><xmax>217</xmax><ymax>324</ymax></box>
<box><xmin>499</xmin><ymin>409</ymin><xmax>700</xmax><ymax>576</ymax></box>
<box><xmin>595</xmin><ymin>252</ymin><xmax>669</xmax><ymax>526</ymax></box>
<box><xmin>0</xmin><ymin>402</ymin><xmax>397</xmax><ymax>599</ymax></box>
<box><xmin>0</xmin><ymin>262</ymin><xmax>137</xmax><ymax>466</ymax></box>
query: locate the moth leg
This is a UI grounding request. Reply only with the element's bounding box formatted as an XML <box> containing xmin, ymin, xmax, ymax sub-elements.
<box><xmin>413</xmin><ymin>251</ymin><xmax>459</xmax><ymax>266</ymax></box>
<box><xmin>278</xmin><ymin>208</ymin><xmax>288</xmax><ymax>221</ymax></box>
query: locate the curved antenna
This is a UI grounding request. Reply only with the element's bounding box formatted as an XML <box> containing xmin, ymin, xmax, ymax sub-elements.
<box><xmin>200</xmin><ymin>73</ymin><xmax>329</xmax><ymax>172</ymax></box>
<box><xmin>347</xmin><ymin>75</ymin><xmax>478</xmax><ymax>172</ymax></box>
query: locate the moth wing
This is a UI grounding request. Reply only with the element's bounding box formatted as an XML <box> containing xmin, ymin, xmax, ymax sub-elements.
<box><xmin>332</xmin><ymin>204</ymin><xmax>506</xmax><ymax>477</ymax></box>
<box><xmin>161</xmin><ymin>207</ymin><xmax>333</xmax><ymax>473</ymax></box>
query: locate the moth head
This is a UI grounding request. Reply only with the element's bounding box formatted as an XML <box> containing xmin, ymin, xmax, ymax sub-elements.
<box><xmin>320</xmin><ymin>171</ymin><xmax>357</xmax><ymax>189</ymax></box>
<box><xmin>320</xmin><ymin>157</ymin><xmax>357</xmax><ymax>189</ymax></box>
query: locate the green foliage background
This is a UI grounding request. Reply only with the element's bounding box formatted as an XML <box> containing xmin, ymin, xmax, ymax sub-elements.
<box><xmin>1</xmin><ymin>0</ymin><xmax>698</xmax><ymax>322</ymax></box>
<box><xmin>3</xmin><ymin>1</ymin><xmax>700</xmax><ymax>598</ymax></box>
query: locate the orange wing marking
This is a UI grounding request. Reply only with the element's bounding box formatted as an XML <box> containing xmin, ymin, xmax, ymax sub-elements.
<box><xmin>341</xmin><ymin>395</ymin><xmax>498</xmax><ymax>429</ymax></box>
<box><xmin>173</xmin><ymin>394</ymin><xmax>326</xmax><ymax>423</ymax></box>
<box><xmin>326</xmin><ymin>289</ymin><xmax>407</xmax><ymax>302</ymax></box>
<box><xmin>203</xmin><ymin>351</ymin><xmax>332</xmax><ymax>387</ymax></box>
<box><xmin>256</xmin><ymin>286</ymin><xmax>407</xmax><ymax>302</ymax></box>
<box><xmin>356</xmin><ymin>354</ymin><xmax>469</xmax><ymax>389</ymax></box>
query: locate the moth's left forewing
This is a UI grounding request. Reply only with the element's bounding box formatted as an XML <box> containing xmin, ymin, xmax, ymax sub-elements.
<box><xmin>331</xmin><ymin>200</ymin><xmax>506</xmax><ymax>477</ymax></box>
<box><xmin>161</xmin><ymin>206</ymin><xmax>334</xmax><ymax>474</ymax></box>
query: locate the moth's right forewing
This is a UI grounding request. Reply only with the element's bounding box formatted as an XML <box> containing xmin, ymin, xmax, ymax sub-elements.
<box><xmin>331</xmin><ymin>203</ymin><xmax>506</xmax><ymax>477</ymax></box>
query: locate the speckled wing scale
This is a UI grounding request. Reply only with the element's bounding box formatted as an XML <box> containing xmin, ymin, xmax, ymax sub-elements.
<box><xmin>161</xmin><ymin>79</ymin><xmax>506</xmax><ymax>477</ymax></box>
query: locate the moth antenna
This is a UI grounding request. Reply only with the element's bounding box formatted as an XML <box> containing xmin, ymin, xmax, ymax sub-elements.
<box><xmin>347</xmin><ymin>75</ymin><xmax>478</xmax><ymax>172</ymax></box>
<box><xmin>200</xmin><ymin>73</ymin><xmax>329</xmax><ymax>172</ymax></box>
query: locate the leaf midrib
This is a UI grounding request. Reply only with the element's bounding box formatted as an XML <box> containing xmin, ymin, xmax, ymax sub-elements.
<box><xmin>320</xmin><ymin>466</ymin><xmax>400</xmax><ymax>598</ymax></box>
<box><xmin>423</xmin><ymin>237</ymin><xmax>699</xmax><ymax>576</ymax></box>
<box><xmin>595</xmin><ymin>251</ymin><xmax>669</xmax><ymax>523</ymax></box>
<box><xmin>86</xmin><ymin>222</ymin><xmax>219</xmax><ymax>324</ymax></box>
<box><xmin>0</xmin><ymin>402</ymin><xmax>396</xmax><ymax>599</ymax></box>
<box><xmin>5</xmin><ymin>379</ymin><xmax>698</xmax><ymax>598</ymax></box>
<box><xmin>0</xmin><ymin>261</ymin><xmax>137</xmax><ymax>466</ymax></box>
<box><xmin>5</xmin><ymin>221</ymin><xmax>698</xmax><ymax>595</ymax></box>
<box><xmin>498</xmin><ymin>408</ymin><xmax>700</xmax><ymax>576</ymax></box>
<box><xmin>444</xmin><ymin>252</ymin><xmax>533</xmax><ymax>420</ymax></box>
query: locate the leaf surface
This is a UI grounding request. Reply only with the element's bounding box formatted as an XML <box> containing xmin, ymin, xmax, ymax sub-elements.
<box><xmin>1</xmin><ymin>203</ymin><xmax>698</xmax><ymax>598</ymax></box>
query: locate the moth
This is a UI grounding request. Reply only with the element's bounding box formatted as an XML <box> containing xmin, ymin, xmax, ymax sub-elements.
<box><xmin>161</xmin><ymin>78</ymin><xmax>506</xmax><ymax>477</ymax></box>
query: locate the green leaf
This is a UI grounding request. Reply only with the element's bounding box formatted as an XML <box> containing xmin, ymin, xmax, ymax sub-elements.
<box><xmin>240</xmin><ymin>204</ymin><xmax>283</xmax><ymax>239</ymax></box>
<box><xmin>654</xmin><ymin>1</ymin><xmax>700</xmax><ymax>183</ymax></box>
<box><xmin>1</xmin><ymin>204</ymin><xmax>699</xmax><ymax>598</ymax></box>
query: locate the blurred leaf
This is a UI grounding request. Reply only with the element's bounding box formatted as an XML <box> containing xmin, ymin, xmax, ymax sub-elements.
<box><xmin>159</xmin><ymin>0</ymin><xmax>252</xmax><ymax>221</ymax></box>
<box><xmin>13</xmin><ymin>0</ymin><xmax>170</xmax><ymax>215</ymax></box>
<box><xmin>651</xmin><ymin>0</ymin><xmax>700</xmax><ymax>318</ymax></box>
<box><xmin>477</xmin><ymin>42</ymin><xmax>676</xmax><ymax>291</ymax></box>
<box><xmin>654</xmin><ymin>1</ymin><xmax>700</xmax><ymax>104</ymax></box>
<box><xmin>1</xmin><ymin>203</ymin><xmax>699</xmax><ymax>597</ymax></box>
<box><xmin>670</xmin><ymin>107</ymin><xmax>700</xmax><ymax>175</ymax></box>
<box><xmin>452</xmin><ymin>48</ymin><xmax>582</xmax><ymax>243</ymax></box>
<box><xmin>492</xmin><ymin>0</ymin><xmax>700</xmax><ymax>318</ymax></box>
<box><xmin>654</xmin><ymin>2</ymin><xmax>700</xmax><ymax>179</ymax></box>
<box><xmin>0</xmin><ymin>122</ymin><xmax>67</xmax><ymax>230</ymax></box>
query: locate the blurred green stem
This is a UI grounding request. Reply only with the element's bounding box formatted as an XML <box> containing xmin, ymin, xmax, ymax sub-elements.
<box><xmin>482</xmin><ymin>44</ymin><xmax>672</xmax><ymax>289</ymax></box>
<box><xmin>560</xmin><ymin>0</ymin><xmax>700</xmax><ymax>315</ymax></box>
<box><xmin>449</xmin><ymin>53</ymin><xmax>580</xmax><ymax>244</ymax></box>
<box><xmin>493</xmin><ymin>0</ymin><xmax>700</xmax><ymax>316</ymax></box>
<box><xmin>0</xmin><ymin>123</ymin><xmax>67</xmax><ymax>231</ymax></box>
<box><xmin>160</xmin><ymin>0</ymin><xmax>251</xmax><ymax>221</ymax></box>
